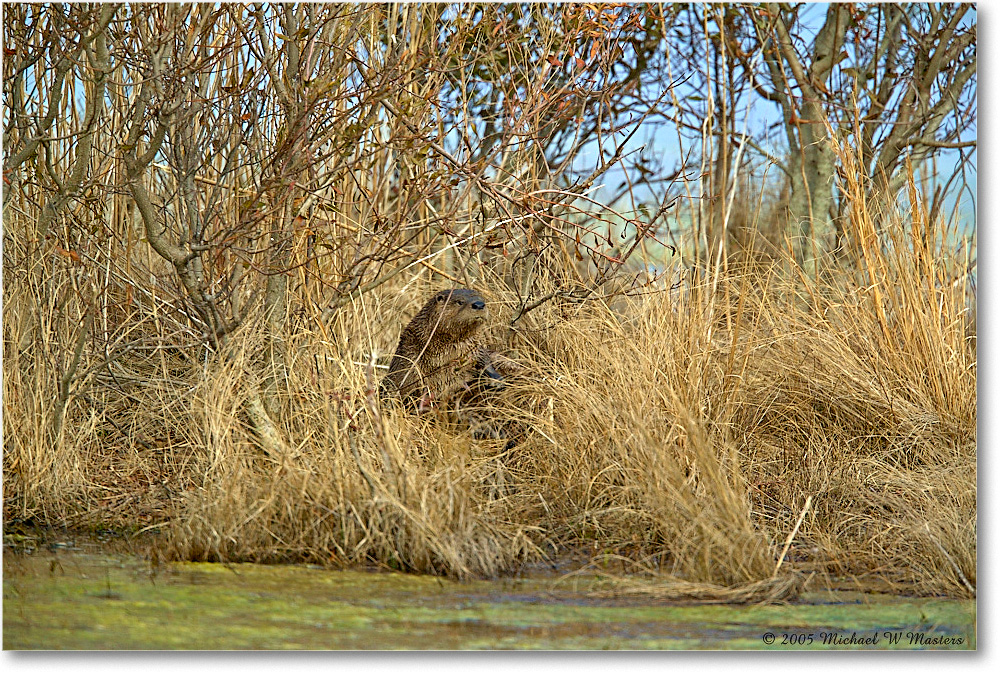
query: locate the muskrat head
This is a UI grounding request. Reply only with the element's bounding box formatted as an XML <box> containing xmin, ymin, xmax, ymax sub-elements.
<box><xmin>429</xmin><ymin>288</ymin><xmax>489</xmax><ymax>339</ymax></box>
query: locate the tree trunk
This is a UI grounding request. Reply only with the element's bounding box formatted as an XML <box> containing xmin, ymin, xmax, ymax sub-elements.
<box><xmin>787</xmin><ymin>119</ymin><xmax>836</xmax><ymax>276</ymax></box>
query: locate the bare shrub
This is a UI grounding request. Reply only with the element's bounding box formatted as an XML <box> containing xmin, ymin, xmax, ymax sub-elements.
<box><xmin>3</xmin><ymin>3</ymin><xmax>975</xmax><ymax>599</ymax></box>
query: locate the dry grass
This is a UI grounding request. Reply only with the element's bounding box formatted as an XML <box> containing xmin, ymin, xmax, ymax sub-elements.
<box><xmin>2</xmin><ymin>3</ymin><xmax>975</xmax><ymax>606</ymax></box>
<box><xmin>3</xmin><ymin>169</ymin><xmax>976</xmax><ymax>601</ymax></box>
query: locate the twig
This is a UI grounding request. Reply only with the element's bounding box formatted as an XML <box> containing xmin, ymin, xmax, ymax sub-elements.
<box><xmin>924</xmin><ymin>522</ymin><xmax>975</xmax><ymax>596</ymax></box>
<box><xmin>773</xmin><ymin>495</ymin><xmax>812</xmax><ymax>578</ymax></box>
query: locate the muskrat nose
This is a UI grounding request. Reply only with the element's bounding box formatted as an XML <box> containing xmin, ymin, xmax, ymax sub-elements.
<box><xmin>471</xmin><ymin>300</ymin><xmax>485</xmax><ymax>310</ymax></box>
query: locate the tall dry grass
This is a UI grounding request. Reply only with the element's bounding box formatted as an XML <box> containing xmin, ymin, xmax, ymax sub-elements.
<box><xmin>4</xmin><ymin>151</ymin><xmax>975</xmax><ymax>600</ymax></box>
<box><xmin>1</xmin><ymin>7</ymin><xmax>975</xmax><ymax>601</ymax></box>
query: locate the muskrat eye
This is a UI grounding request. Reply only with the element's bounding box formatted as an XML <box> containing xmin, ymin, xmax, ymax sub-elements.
<box><xmin>455</xmin><ymin>300</ymin><xmax>465</xmax><ymax>306</ymax></box>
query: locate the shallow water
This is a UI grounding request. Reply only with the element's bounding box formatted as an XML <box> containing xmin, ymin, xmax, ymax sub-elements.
<box><xmin>2</xmin><ymin>537</ymin><xmax>975</xmax><ymax>650</ymax></box>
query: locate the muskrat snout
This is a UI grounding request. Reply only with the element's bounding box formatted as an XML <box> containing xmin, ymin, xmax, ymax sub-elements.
<box><xmin>471</xmin><ymin>300</ymin><xmax>485</xmax><ymax>310</ymax></box>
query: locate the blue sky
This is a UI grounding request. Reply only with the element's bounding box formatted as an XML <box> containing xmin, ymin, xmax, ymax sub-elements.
<box><xmin>565</xmin><ymin>3</ymin><xmax>977</xmax><ymax>242</ymax></box>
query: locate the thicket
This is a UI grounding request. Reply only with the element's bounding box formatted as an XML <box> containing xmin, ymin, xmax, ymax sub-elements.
<box><xmin>3</xmin><ymin>3</ymin><xmax>976</xmax><ymax>600</ymax></box>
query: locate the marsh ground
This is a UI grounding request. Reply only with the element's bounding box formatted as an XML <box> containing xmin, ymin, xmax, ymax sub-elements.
<box><xmin>2</xmin><ymin>532</ymin><xmax>975</xmax><ymax>650</ymax></box>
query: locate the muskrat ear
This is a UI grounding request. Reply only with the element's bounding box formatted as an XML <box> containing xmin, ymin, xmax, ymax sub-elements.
<box><xmin>436</xmin><ymin>293</ymin><xmax>446</xmax><ymax>303</ymax></box>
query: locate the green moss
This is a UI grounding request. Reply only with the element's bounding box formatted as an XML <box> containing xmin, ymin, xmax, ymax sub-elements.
<box><xmin>3</xmin><ymin>551</ymin><xmax>975</xmax><ymax>650</ymax></box>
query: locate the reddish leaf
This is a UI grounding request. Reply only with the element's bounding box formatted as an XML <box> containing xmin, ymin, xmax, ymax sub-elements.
<box><xmin>54</xmin><ymin>246</ymin><xmax>81</xmax><ymax>264</ymax></box>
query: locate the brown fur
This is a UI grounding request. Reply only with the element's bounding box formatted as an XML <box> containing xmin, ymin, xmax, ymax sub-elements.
<box><xmin>381</xmin><ymin>288</ymin><xmax>523</xmax><ymax>442</ymax></box>
<box><xmin>382</xmin><ymin>288</ymin><xmax>488</xmax><ymax>404</ymax></box>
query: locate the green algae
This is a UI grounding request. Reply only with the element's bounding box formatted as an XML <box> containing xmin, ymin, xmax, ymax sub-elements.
<box><xmin>3</xmin><ymin>547</ymin><xmax>975</xmax><ymax>650</ymax></box>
